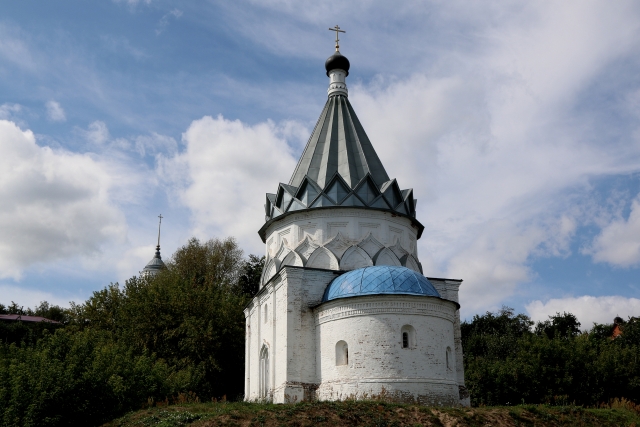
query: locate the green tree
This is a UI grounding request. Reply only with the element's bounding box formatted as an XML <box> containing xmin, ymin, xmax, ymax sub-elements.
<box><xmin>237</xmin><ymin>254</ymin><xmax>264</xmax><ymax>297</ymax></box>
<box><xmin>534</xmin><ymin>311</ymin><xmax>581</xmax><ymax>339</ymax></box>
<box><xmin>72</xmin><ymin>236</ymin><xmax>250</xmax><ymax>399</ymax></box>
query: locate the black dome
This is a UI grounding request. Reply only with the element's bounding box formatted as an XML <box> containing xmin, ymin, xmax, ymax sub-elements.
<box><xmin>325</xmin><ymin>51</ymin><xmax>350</xmax><ymax>76</ymax></box>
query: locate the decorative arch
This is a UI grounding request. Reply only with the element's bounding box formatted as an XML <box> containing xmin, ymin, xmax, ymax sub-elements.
<box><xmin>281</xmin><ymin>250</ymin><xmax>304</xmax><ymax>268</ymax></box>
<box><xmin>293</xmin><ymin>235</ymin><xmax>319</xmax><ymax>262</ymax></box>
<box><xmin>273</xmin><ymin>240</ymin><xmax>291</xmax><ymax>262</ymax></box>
<box><xmin>261</xmin><ymin>259</ymin><xmax>278</xmax><ymax>286</ymax></box>
<box><xmin>306</xmin><ymin>246</ymin><xmax>339</xmax><ymax>270</ymax></box>
<box><xmin>372</xmin><ymin>247</ymin><xmax>402</xmax><ymax>267</ymax></box>
<box><xmin>259</xmin><ymin>345</ymin><xmax>270</xmax><ymax>398</ymax></box>
<box><xmin>357</xmin><ymin>232</ymin><xmax>385</xmax><ymax>257</ymax></box>
<box><xmin>389</xmin><ymin>237</ymin><xmax>409</xmax><ymax>259</ymax></box>
<box><xmin>401</xmin><ymin>254</ymin><xmax>422</xmax><ymax>273</ymax></box>
<box><xmin>340</xmin><ymin>246</ymin><xmax>373</xmax><ymax>270</ymax></box>
<box><xmin>335</xmin><ymin>340</ymin><xmax>348</xmax><ymax>366</ymax></box>
<box><xmin>323</xmin><ymin>232</ymin><xmax>352</xmax><ymax>259</ymax></box>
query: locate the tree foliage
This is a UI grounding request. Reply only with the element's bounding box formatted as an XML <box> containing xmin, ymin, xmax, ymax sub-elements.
<box><xmin>463</xmin><ymin>308</ymin><xmax>640</xmax><ymax>406</ymax></box>
<box><xmin>0</xmin><ymin>236</ymin><xmax>263</xmax><ymax>426</ymax></box>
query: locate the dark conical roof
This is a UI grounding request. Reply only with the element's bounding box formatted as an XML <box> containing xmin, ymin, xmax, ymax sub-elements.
<box><xmin>289</xmin><ymin>95</ymin><xmax>390</xmax><ymax>189</ymax></box>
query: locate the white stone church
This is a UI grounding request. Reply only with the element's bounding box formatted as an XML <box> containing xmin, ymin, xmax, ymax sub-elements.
<box><xmin>244</xmin><ymin>36</ymin><xmax>469</xmax><ymax>406</ymax></box>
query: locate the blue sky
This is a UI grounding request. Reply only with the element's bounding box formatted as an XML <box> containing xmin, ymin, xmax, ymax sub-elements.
<box><xmin>1</xmin><ymin>0</ymin><xmax>639</xmax><ymax>326</ymax></box>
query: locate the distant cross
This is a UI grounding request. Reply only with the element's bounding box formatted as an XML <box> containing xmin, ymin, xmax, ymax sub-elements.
<box><xmin>157</xmin><ymin>214</ymin><xmax>163</xmax><ymax>247</ymax></box>
<box><xmin>329</xmin><ymin>25</ymin><xmax>345</xmax><ymax>50</ymax></box>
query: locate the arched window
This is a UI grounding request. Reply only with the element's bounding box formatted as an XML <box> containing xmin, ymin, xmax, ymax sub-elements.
<box><xmin>446</xmin><ymin>346</ymin><xmax>453</xmax><ymax>372</ymax></box>
<box><xmin>335</xmin><ymin>340</ymin><xmax>348</xmax><ymax>366</ymax></box>
<box><xmin>259</xmin><ymin>346</ymin><xmax>270</xmax><ymax>398</ymax></box>
<box><xmin>401</xmin><ymin>325</ymin><xmax>416</xmax><ymax>349</ymax></box>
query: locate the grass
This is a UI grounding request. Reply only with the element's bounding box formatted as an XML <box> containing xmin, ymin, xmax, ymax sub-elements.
<box><xmin>102</xmin><ymin>400</ymin><xmax>640</xmax><ymax>427</ymax></box>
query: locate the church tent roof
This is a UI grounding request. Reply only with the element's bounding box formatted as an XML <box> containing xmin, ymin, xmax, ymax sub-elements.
<box><xmin>259</xmin><ymin>46</ymin><xmax>422</xmax><ymax>241</ymax></box>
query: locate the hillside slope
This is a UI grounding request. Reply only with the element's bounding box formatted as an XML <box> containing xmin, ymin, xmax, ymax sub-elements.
<box><xmin>104</xmin><ymin>400</ymin><xmax>640</xmax><ymax>427</ymax></box>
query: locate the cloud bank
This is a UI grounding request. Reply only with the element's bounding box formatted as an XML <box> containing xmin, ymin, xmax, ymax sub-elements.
<box><xmin>161</xmin><ymin>115</ymin><xmax>298</xmax><ymax>254</ymax></box>
<box><xmin>0</xmin><ymin>120</ymin><xmax>126</xmax><ymax>279</ymax></box>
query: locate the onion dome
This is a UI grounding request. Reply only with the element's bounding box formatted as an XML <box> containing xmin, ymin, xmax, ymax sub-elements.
<box><xmin>143</xmin><ymin>245</ymin><xmax>165</xmax><ymax>276</ymax></box>
<box><xmin>322</xmin><ymin>266</ymin><xmax>440</xmax><ymax>302</ymax></box>
<box><xmin>325</xmin><ymin>51</ymin><xmax>350</xmax><ymax>76</ymax></box>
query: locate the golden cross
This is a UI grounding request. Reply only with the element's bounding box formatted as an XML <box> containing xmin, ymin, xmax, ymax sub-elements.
<box><xmin>328</xmin><ymin>25</ymin><xmax>345</xmax><ymax>51</ymax></box>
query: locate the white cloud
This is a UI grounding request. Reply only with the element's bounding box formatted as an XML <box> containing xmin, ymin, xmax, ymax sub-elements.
<box><xmin>0</xmin><ymin>103</ymin><xmax>22</xmax><ymax>121</ymax></box>
<box><xmin>135</xmin><ymin>133</ymin><xmax>178</xmax><ymax>157</ymax></box>
<box><xmin>0</xmin><ymin>120</ymin><xmax>126</xmax><ymax>279</ymax></box>
<box><xmin>156</xmin><ymin>9</ymin><xmax>183</xmax><ymax>35</ymax></box>
<box><xmin>77</xmin><ymin>120</ymin><xmax>110</xmax><ymax>146</ymax></box>
<box><xmin>444</xmin><ymin>217</ymin><xmax>576</xmax><ymax>314</ymax></box>
<box><xmin>112</xmin><ymin>0</ymin><xmax>152</xmax><ymax>6</ymax></box>
<box><xmin>160</xmin><ymin>115</ymin><xmax>297</xmax><ymax>254</ymax></box>
<box><xmin>587</xmin><ymin>195</ymin><xmax>640</xmax><ymax>267</ymax></box>
<box><xmin>526</xmin><ymin>296</ymin><xmax>640</xmax><ymax>329</ymax></box>
<box><xmin>45</xmin><ymin>100</ymin><xmax>66</xmax><ymax>122</ymax></box>
<box><xmin>0</xmin><ymin>24</ymin><xmax>37</xmax><ymax>71</ymax></box>
<box><xmin>0</xmin><ymin>284</ymin><xmax>81</xmax><ymax>309</ymax></box>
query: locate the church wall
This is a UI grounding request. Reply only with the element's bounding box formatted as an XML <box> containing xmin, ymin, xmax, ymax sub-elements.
<box><xmin>271</xmin><ymin>267</ymin><xmax>340</xmax><ymax>403</ymax></box>
<box><xmin>314</xmin><ymin>295</ymin><xmax>461</xmax><ymax>405</ymax></box>
<box><xmin>428</xmin><ymin>278</ymin><xmax>469</xmax><ymax>406</ymax></box>
<box><xmin>245</xmin><ymin>266</ymin><xmax>341</xmax><ymax>403</ymax></box>
<box><xmin>244</xmin><ymin>293</ymin><xmax>262</xmax><ymax>400</ymax></box>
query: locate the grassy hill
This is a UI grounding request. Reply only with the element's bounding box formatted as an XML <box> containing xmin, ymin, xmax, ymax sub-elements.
<box><xmin>103</xmin><ymin>400</ymin><xmax>640</xmax><ymax>427</ymax></box>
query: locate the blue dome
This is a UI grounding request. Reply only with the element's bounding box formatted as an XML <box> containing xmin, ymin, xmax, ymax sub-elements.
<box><xmin>322</xmin><ymin>266</ymin><xmax>440</xmax><ymax>302</ymax></box>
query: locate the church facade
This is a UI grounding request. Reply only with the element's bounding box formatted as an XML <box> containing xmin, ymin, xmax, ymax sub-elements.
<box><xmin>244</xmin><ymin>39</ymin><xmax>469</xmax><ymax>406</ymax></box>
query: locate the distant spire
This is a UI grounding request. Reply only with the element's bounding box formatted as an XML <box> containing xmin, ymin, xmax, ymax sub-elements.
<box><xmin>143</xmin><ymin>214</ymin><xmax>166</xmax><ymax>276</ymax></box>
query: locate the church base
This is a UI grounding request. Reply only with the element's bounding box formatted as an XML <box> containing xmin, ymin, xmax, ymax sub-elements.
<box><xmin>316</xmin><ymin>380</ymin><xmax>464</xmax><ymax>406</ymax></box>
<box><xmin>272</xmin><ymin>382</ymin><xmax>320</xmax><ymax>403</ymax></box>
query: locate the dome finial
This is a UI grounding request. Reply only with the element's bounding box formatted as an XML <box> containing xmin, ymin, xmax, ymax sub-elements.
<box><xmin>328</xmin><ymin>25</ymin><xmax>345</xmax><ymax>51</ymax></box>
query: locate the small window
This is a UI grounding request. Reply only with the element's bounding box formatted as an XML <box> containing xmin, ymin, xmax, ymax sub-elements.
<box><xmin>401</xmin><ymin>325</ymin><xmax>416</xmax><ymax>349</ymax></box>
<box><xmin>446</xmin><ymin>346</ymin><xmax>453</xmax><ymax>371</ymax></box>
<box><xmin>335</xmin><ymin>340</ymin><xmax>348</xmax><ymax>366</ymax></box>
<box><xmin>264</xmin><ymin>304</ymin><xmax>268</xmax><ymax>323</ymax></box>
